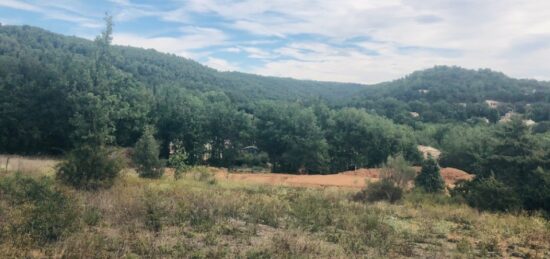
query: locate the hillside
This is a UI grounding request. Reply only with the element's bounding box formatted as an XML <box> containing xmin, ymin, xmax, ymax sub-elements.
<box><xmin>0</xmin><ymin>25</ymin><xmax>366</xmax><ymax>104</ymax></box>
<box><xmin>351</xmin><ymin>66</ymin><xmax>550</xmax><ymax>124</ymax></box>
<box><xmin>1</xmin><ymin>25</ymin><xmax>549</xmax><ymax>126</ymax></box>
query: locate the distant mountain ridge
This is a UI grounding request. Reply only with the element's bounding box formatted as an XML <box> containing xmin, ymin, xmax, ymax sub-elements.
<box><xmin>0</xmin><ymin>25</ymin><xmax>367</xmax><ymax>104</ymax></box>
<box><xmin>0</xmin><ymin>24</ymin><xmax>549</xmax><ymax>124</ymax></box>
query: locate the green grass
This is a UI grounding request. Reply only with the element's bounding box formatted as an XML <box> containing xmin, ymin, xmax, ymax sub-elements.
<box><xmin>0</xmin><ymin>167</ymin><xmax>549</xmax><ymax>258</ymax></box>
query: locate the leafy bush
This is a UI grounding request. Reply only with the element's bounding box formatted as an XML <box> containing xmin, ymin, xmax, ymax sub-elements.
<box><xmin>133</xmin><ymin>126</ymin><xmax>163</xmax><ymax>178</ymax></box>
<box><xmin>168</xmin><ymin>140</ymin><xmax>190</xmax><ymax>180</ymax></box>
<box><xmin>0</xmin><ymin>174</ymin><xmax>78</xmax><ymax>244</ymax></box>
<box><xmin>452</xmin><ymin>176</ymin><xmax>522</xmax><ymax>212</ymax></box>
<box><xmin>380</xmin><ymin>154</ymin><xmax>416</xmax><ymax>189</ymax></box>
<box><xmin>56</xmin><ymin>144</ymin><xmax>123</xmax><ymax>189</ymax></box>
<box><xmin>415</xmin><ymin>157</ymin><xmax>445</xmax><ymax>193</ymax></box>
<box><xmin>354</xmin><ymin>179</ymin><xmax>403</xmax><ymax>204</ymax></box>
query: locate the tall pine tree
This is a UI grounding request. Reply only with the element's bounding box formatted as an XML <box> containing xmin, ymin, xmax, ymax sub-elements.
<box><xmin>415</xmin><ymin>156</ymin><xmax>445</xmax><ymax>193</ymax></box>
<box><xmin>57</xmin><ymin>14</ymin><xmax>122</xmax><ymax>189</ymax></box>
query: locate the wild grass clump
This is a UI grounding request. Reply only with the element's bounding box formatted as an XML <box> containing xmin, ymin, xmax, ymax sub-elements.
<box><xmin>191</xmin><ymin>166</ymin><xmax>217</xmax><ymax>185</ymax></box>
<box><xmin>353</xmin><ymin>179</ymin><xmax>403</xmax><ymax>204</ymax></box>
<box><xmin>289</xmin><ymin>190</ymin><xmax>335</xmax><ymax>231</ymax></box>
<box><xmin>0</xmin><ymin>173</ymin><xmax>78</xmax><ymax>245</ymax></box>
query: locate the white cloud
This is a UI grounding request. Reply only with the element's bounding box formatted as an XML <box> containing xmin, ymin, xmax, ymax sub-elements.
<box><xmin>170</xmin><ymin>0</ymin><xmax>550</xmax><ymax>83</ymax></box>
<box><xmin>0</xmin><ymin>0</ymin><xmax>102</xmax><ymax>28</ymax></box>
<box><xmin>113</xmin><ymin>26</ymin><xmax>228</xmax><ymax>58</ymax></box>
<box><xmin>240</xmin><ymin>47</ymin><xmax>272</xmax><ymax>59</ymax></box>
<box><xmin>203</xmin><ymin>57</ymin><xmax>240</xmax><ymax>71</ymax></box>
<box><xmin>0</xmin><ymin>0</ymin><xmax>41</xmax><ymax>12</ymax></box>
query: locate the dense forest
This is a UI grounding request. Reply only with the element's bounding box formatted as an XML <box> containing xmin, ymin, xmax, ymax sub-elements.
<box><xmin>0</xmin><ymin>21</ymin><xmax>549</xmax><ymax>214</ymax></box>
<box><xmin>352</xmin><ymin>66</ymin><xmax>550</xmax><ymax>125</ymax></box>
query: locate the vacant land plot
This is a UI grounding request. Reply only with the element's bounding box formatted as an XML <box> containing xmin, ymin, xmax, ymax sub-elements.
<box><xmin>0</xmin><ymin>160</ymin><xmax>548</xmax><ymax>258</ymax></box>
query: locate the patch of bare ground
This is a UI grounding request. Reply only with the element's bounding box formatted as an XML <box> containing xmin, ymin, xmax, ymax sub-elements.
<box><xmin>214</xmin><ymin>166</ymin><xmax>473</xmax><ymax>189</ymax></box>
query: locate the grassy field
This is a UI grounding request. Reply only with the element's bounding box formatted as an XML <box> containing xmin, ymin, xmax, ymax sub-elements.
<box><xmin>0</xmin><ymin>158</ymin><xmax>549</xmax><ymax>258</ymax></box>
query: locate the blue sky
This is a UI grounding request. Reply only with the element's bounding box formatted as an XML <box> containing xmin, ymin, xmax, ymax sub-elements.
<box><xmin>1</xmin><ymin>0</ymin><xmax>550</xmax><ymax>84</ymax></box>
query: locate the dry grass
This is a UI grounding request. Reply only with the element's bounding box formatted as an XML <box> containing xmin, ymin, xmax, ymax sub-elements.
<box><xmin>0</xmin><ymin>155</ymin><xmax>59</xmax><ymax>176</ymax></box>
<box><xmin>0</xmin><ymin>157</ymin><xmax>549</xmax><ymax>258</ymax></box>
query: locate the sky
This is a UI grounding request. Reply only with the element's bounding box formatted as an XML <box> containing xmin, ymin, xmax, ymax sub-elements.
<box><xmin>1</xmin><ymin>0</ymin><xmax>550</xmax><ymax>84</ymax></box>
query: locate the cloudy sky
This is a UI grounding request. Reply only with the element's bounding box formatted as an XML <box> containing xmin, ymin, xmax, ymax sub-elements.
<box><xmin>1</xmin><ymin>0</ymin><xmax>549</xmax><ymax>84</ymax></box>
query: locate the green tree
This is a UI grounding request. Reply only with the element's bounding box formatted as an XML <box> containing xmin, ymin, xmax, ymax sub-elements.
<box><xmin>154</xmin><ymin>86</ymin><xmax>206</xmax><ymax>164</ymax></box>
<box><xmin>476</xmin><ymin>117</ymin><xmax>550</xmax><ymax>213</ymax></box>
<box><xmin>56</xmin><ymin>14</ymin><xmax>122</xmax><ymax>189</ymax></box>
<box><xmin>454</xmin><ymin>176</ymin><xmax>522</xmax><ymax>212</ymax></box>
<box><xmin>255</xmin><ymin>102</ymin><xmax>328</xmax><ymax>173</ymax></box>
<box><xmin>439</xmin><ymin>125</ymin><xmax>496</xmax><ymax>173</ymax></box>
<box><xmin>415</xmin><ymin>156</ymin><xmax>445</xmax><ymax>193</ymax></box>
<box><xmin>133</xmin><ymin>126</ymin><xmax>163</xmax><ymax>178</ymax></box>
<box><xmin>326</xmin><ymin>108</ymin><xmax>420</xmax><ymax>172</ymax></box>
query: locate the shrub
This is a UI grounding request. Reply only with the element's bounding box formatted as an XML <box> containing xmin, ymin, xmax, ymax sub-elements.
<box><xmin>354</xmin><ymin>179</ymin><xmax>403</xmax><ymax>204</ymax></box>
<box><xmin>452</xmin><ymin>176</ymin><xmax>522</xmax><ymax>212</ymax></box>
<box><xmin>133</xmin><ymin>126</ymin><xmax>163</xmax><ymax>178</ymax></box>
<box><xmin>290</xmin><ymin>192</ymin><xmax>333</xmax><ymax>231</ymax></box>
<box><xmin>56</xmin><ymin>144</ymin><xmax>123</xmax><ymax>189</ymax></box>
<box><xmin>0</xmin><ymin>174</ymin><xmax>78</xmax><ymax>244</ymax></box>
<box><xmin>380</xmin><ymin>154</ymin><xmax>416</xmax><ymax>189</ymax></box>
<box><xmin>415</xmin><ymin>157</ymin><xmax>445</xmax><ymax>193</ymax></box>
<box><xmin>168</xmin><ymin>140</ymin><xmax>190</xmax><ymax>180</ymax></box>
<box><xmin>143</xmin><ymin>190</ymin><xmax>166</xmax><ymax>232</ymax></box>
<box><xmin>83</xmin><ymin>207</ymin><xmax>102</xmax><ymax>226</ymax></box>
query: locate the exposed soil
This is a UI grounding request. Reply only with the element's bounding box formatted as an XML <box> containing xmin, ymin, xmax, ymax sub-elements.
<box><xmin>215</xmin><ymin>167</ymin><xmax>473</xmax><ymax>189</ymax></box>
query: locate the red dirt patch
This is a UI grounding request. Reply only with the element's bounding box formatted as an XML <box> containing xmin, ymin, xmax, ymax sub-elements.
<box><xmin>215</xmin><ymin>167</ymin><xmax>473</xmax><ymax>189</ymax></box>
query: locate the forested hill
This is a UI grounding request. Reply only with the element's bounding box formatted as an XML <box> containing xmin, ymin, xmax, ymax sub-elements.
<box><xmin>2</xmin><ymin>25</ymin><xmax>549</xmax><ymax>115</ymax></box>
<box><xmin>0</xmin><ymin>25</ymin><xmax>366</xmax><ymax>103</ymax></box>
<box><xmin>351</xmin><ymin>66</ymin><xmax>550</xmax><ymax>124</ymax></box>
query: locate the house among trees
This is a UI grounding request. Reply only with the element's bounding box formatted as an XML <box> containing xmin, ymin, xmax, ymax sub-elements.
<box><xmin>499</xmin><ymin>112</ymin><xmax>536</xmax><ymax>126</ymax></box>
<box><xmin>485</xmin><ymin>99</ymin><xmax>501</xmax><ymax>109</ymax></box>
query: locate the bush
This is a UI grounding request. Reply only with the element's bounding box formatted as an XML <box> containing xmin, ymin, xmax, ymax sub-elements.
<box><xmin>0</xmin><ymin>174</ymin><xmax>78</xmax><ymax>244</ymax></box>
<box><xmin>354</xmin><ymin>179</ymin><xmax>403</xmax><ymax>204</ymax></box>
<box><xmin>380</xmin><ymin>154</ymin><xmax>416</xmax><ymax>189</ymax></box>
<box><xmin>452</xmin><ymin>176</ymin><xmax>522</xmax><ymax>212</ymax></box>
<box><xmin>415</xmin><ymin>157</ymin><xmax>445</xmax><ymax>193</ymax></box>
<box><xmin>83</xmin><ymin>207</ymin><xmax>102</xmax><ymax>226</ymax></box>
<box><xmin>168</xmin><ymin>140</ymin><xmax>190</xmax><ymax>180</ymax></box>
<box><xmin>143</xmin><ymin>190</ymin><xmax>166</xmax><ymax>232</ymax></box>
<box><xmin>133</xmin><ymin>126</ymin><xmax>163</xmax><ymax>178</ymax></box>
<box><xmin>57</xmin><ymin>144</ymin><xmax>123</xmax><ymax>189</ymax></box>
<box><xmin>192</xmin><ymin>166</ymin><xmax>217</xmax><ymax>185</ymax></box>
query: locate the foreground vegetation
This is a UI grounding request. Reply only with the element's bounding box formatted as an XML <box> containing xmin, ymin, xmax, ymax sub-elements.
<box><xmin>1</xmin><ymin>166</ymin><xmax>548</xmax><ymax>258</ymax></box>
